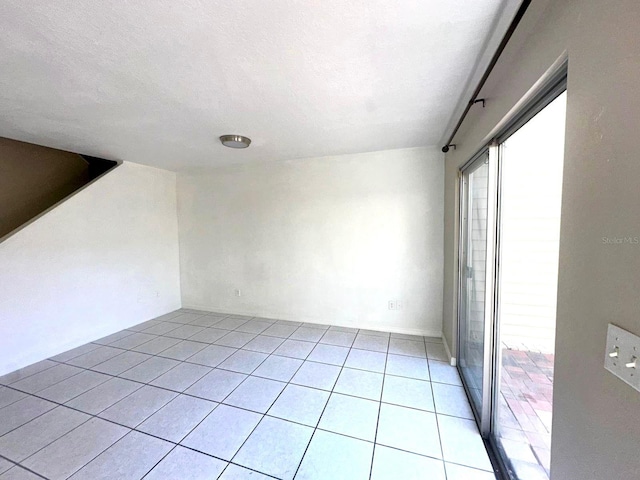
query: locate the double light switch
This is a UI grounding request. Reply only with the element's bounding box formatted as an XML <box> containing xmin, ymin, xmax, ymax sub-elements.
<box><xmin>605</xmin><ymin>324</ymin><xmax>640</xmax><ymax>393</ymax></box>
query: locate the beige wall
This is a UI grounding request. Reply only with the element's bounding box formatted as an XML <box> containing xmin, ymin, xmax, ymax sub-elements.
<box><xmin>178</xmin><ymin>147</ymin><xmax>444</xmax><ymax>336</ymax></box>
<box><xmin>442</xmin><ymin>0</ymin><xmax>640</xmax><ymax>478</ymax></box>
<box><xmin>0</xmin><ymin>137</ymin><xmax>91</xmax><ymax>239</ymax></box>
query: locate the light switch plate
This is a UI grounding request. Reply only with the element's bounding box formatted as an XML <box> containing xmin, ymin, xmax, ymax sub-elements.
<box><xmin>604</xmin><ymin>324</ymin><xmax>640</xmax><ymax>392</ymax></box>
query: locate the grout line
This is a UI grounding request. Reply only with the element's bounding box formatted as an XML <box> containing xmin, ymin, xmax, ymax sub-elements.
<box><xmin>367</xmin><ymin>333</ymin><xmax>390</xmax><ymax>479</ymax></box>
<box><xmin>0</xmin><ymin>313</ymin><xmax>453</xmax><ymax>480</ymax></box>
<box><xmin>426</xmin><ymin>335</ymin><xmax>449</xmax><ymax>480</ymax></box>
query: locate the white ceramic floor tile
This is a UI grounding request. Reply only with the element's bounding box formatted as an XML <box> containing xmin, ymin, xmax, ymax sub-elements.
<box><xmin>170</xmin><ymin>313</ymin><xmax>204</xmax><ymax>324</ymax></box>
<box><xmin>334</xmin><ymin>368</ymin><xmax>383</xmax><ymax>401</ymax></box>
<box><xmin>144</xmin><ymin>446</ymin><xmax>228</xmax><ymax>480</ymax></box>
<box><xmin>243</xmin><ymin>335</ymin><xmax>285</xmax><ymax>354</ymax></box>
<box><xmin>188</xmin><ymin>327</ymin><xmax>230</xmax><ymax>343</ymax></box>
<box><xmin>138</xmin><ymin>394</ymin><xmax>217</xmax><ymax>442</ymax></box>
<box><xmin>69</xmin><ymin>430</ymin><xmax>172</xmax><ymax>480</ymax></box>
<box><xmin>318</xmin><ymin>393</ymin><xmax>379</xmax><ymax>441</ymax></box>
<box><xmin>234</xmin><ymin>416</ymin><xmax>313</xmax><ymax>480</ymax></box>
<box><xmin>218</xmin><ymin>464</ymin><xmax>273</xmax><ymax>479</ymax></box>
<box><xmin>181</xmin><ymin>404</ymin><xmax>262</xmax><ymax>460</ymax></box>
<box><xmin>150</xmin><ymin>362</ymin><xmax>212</xmax><ymax>392</ymax></box>
<box><xmin>215</xmin><ymin>331</ymin><xmax>257</xmax><ymax>348</ymax></box>
<box><xmin>291</xmin><ymin>361</ymin><xmax>341</xmax><ymax>390</ymax></box>
<box><xmin>388</xmin><ymin>339</ymin><xmax>427</xmax><ymax>358</ymax></box>
<box><xmin>0</xmin><ymin>458</ymin><xmax>13</xmax><ymax>475</ymax></box>
<box><xmin>187</xmin><ymin>344</ymin><xmax>237</xmax><ymax>367</ymax></box>
<box><xmin>319</xmin><ymin>330</ymin><xmax>356</xmax><ymax>347</ymax></box>
<box><xmin>371</xmin><ymin>445</ymin><xmax>446</xmax><ymax>480</ymax></box>
<box><xmin>432</xmin><ymin>383</ymin><xmax>474</xmax><ymax>419</ymax></box>
<box><xmin>38</xmin><ymin>370</ymin><xmax>111</xmax><ymax>403</ymax></box>
<box><xmin>0</xmin><ymin>466</ymin><xmax>42</xmax><ymax>479</ymax></box>
<box><xmin>344</xmin><ymin>349</ymin><xmax>386</xmax><ymax>373</ymax></box>
<box><xmin>224</xmin><ymin>376</ymin><xmax>286</xmax><ymax>413</ymax></box>
<box><xmin>99</xmin><ymin>385</ymin><xmax>177</xmax><ymax>427</ymax></box>
<box><xmin>11</xmin><ymin>364</ymin><xmax>83</xmax><ymax>394</ymax></box>
<box><xmin>428</xmin><ymin>360</ymin><xmax>461</xmax><ymax>385</ymax></box>
<box><xmin>261</xmin><ymin>324</ymin><xmax>298</xmax><ymax>338</ymax></box>
<box><xmin>141</xmin><ymin>322</ymin><xmax>182</xmax><ymax>335</ymax></box>
<box><xmin>438</xmin><ymin>415</ymin><xmax>492</xmax><ymax>470</ymax></box>
<box><xmin>382</xmin><ymin>375</ymin><xmax>434</xmax><ymax>411</ymax></box>
<box><xmin>0</xmin><ymin>395</ymin><xmax>57</xmax><ymax>436</ymax></box>
<box><xmin>92</xmin><ymin>350</ymin><xmax>151</xmax><ymax>375</ymax></box>
<box><xmin>307</xmin><ymin>344</ymin><xmax>349</xmax><ymax>366</ymax></box>
<box><xmin>93</xmin><ymin>330</ymin><xmax>133</xmax><ymax>345</ymax></box>
<box><xmin>109</xmin><ymin>332</ymin><xmax>157</xmax><ymax>350</ymax></box>
<box><xmin>0</xmin><ymin>360</ymin><xmax>57</xmax><ymax>385</ymax></box>
<box><xmin>164</xmin><ymin>324</ymin><xmax>205</xmax><ymax>340</ymax></box>
<box><xmin>67</xmin><ymin>346</ymin><xmax>124</xmax><ymax>368</ymax></box>
<box><xmin>357</xmin><ymin>329</ymin><xmax>390</xmax><ymax>338</ymax></box>
<box><xmin>445</xmin><ymin>463</ymin><xmax>497</xmax><ymax>480</ymax></box>
<box><xmin>50</xmin><ymin>344</ymin><xmax>100</xmax><ymax>363</ymax></box>
<box><xmin>352</xmin><ymin>334</ymin><xmax>389</xmax><ymax>353</ymax></box>
<box><xmin>118</xmin><ymin>356</ymin><xmax>180</xmax><ymax>383</ymax></box>
<box><xmin>268</xmin><ymin>384</ymin><xmax>330</xmax><ymax>426</ymax></box>
<box><xmin>131</xmin><ymin>336</ymin><xmax>181</xmax><ymax>355</ymax></box>
<box><xmin>273</xmin><ymin>339</ymin><xmax>316</xmax><ymax>359</ymax></box>
<box><xmin>157</xmin><ymin>340</ymin><xmax>208</xmax><ymax>361</ymax></box>
<box><xmin>22</xmin><ymin>417</ymin><xmax>129</xmax><ymax>480</ymax></box>
<box><xmin>0</xmin><ymin>387</ymin><xmax>26</xmax><ymax>409</ymax></box>
<box><xmin>295</xmin><ymin>430</ymin><xmax>373</xmax><ymax>480</ymax></box>
<box><xmin>0</xmin><ymin>406</ymin><xmax>90</xmax><ymax>462</ymax></box>
<box><xmin>376</xmin><ymin>403</ymin><xmax>441</xmax><ymax>459</ymax></box>
<box><xmin>252</xmin><ymin>355</ymin><xmax>303</xmax><ymax>382</ymax></box>
<box><xmin>218</xmin><ymin>350</ymin><xmax>268</xmax><ymax>374</ymax></box>
<box><xmin>426</xmin><ymin>343</ymin><xmax>449</xmax><ymax>362</ymax></box>
<box><xmin>189</xmin><ymin>316</ymin><xmax>226</xmax><ymax>327</ymax></box>
<box><xmin>385</xmin><ymin>354</ymin><xmax>430</xmax><ymax>381</ymax></box>
<box><xmin>235</xmin><ymin>320</ymin><xmax>272</xmax><ymax>334</ymax></box>
<box><xmin>289</xmin><ymin>327</ymin><xmax>326</xmax><ymax>342</ymax></box>
<box><xmin>216</xmin><ymin>318</ymin><xmax>251</xmax><ymax>330</ymax></box>
<box><xmin>66</xmin><ymin>377</ymin><xmax>142</xmax><ymax>415</ymax></box>
<box><xmin>185</xmin><ymin>369</ymin><xmax>247</xmax><ymax>402</ymax></box>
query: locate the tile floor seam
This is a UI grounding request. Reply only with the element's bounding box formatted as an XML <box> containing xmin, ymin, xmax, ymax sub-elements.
<box><xmin>222</xmin><ymin>339</ymin><xmax>314</xmax><ymax>475</ymax></box>
<box><xmin>367</xmin><ymin>332</ymin><xmax>390</xmax><ymax>480</ymax></box>
<box><xmin>425</xmin><ymin>334</ymin><xmax>449</xmax><ymax>480</ymax></box>
<box><xmin>290</xmin><ymin>325</ymin><xmax>358</xmax><ymax>479</ymax></box>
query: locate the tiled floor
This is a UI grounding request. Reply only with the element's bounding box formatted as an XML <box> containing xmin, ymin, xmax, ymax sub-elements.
<box><xmin>0</xmin><ymin>309</ymin><xmax>496</xmax><ymax>480</ymax></box>
<box><xmin>498</xmin><ymin>348</ymin><xmax>553</xmax><ymax>480</ymax></box>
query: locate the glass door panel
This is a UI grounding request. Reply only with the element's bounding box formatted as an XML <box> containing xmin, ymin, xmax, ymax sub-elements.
<box><xmin>458</xmin><ymin>152</ymin><xmax>491</xmax><ymax>417</ymax></box>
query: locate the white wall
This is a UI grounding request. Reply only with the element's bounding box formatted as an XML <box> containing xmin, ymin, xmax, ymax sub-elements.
<box><xmin>178</xmin><ymin>147</ymin><xmax>443</xmax><ymax>336</ymax></box>
<box><xmin>0</xmin><ymin>161</ymin><xmax>181</xmax><ymax>376</ymax></box>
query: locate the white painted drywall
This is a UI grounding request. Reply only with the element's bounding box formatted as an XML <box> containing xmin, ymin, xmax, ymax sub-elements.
<box><xmin>178</xmin><ymin>147</ymin><xmax>443</xmax><ymax>336</ymax></box>
<box><xmin>0</xmin><ymin>162</ymin><xmax>181</xmax><ymax>376</ymax></box>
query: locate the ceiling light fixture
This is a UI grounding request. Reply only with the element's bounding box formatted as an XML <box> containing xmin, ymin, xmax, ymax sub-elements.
<box><xmin>220</xmin><ymin>134</ymin><xmax>251</xmax><ymax>149</ymax></box>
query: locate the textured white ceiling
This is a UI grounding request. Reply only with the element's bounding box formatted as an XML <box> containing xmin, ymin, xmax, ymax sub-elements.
<box><xmin>0</xmin><ymin>0</ymin><xmax>506</xmax><ymax>170</ymax></box>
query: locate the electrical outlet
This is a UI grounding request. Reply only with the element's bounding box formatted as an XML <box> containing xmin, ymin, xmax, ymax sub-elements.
<box><xmin>605</xmin><ymin>323</ymin><xmax>640</xmax><ymax>392</ymax></box>
<box><xmin>235</xmin><ymin>289</ymin><xmax>241</xmax><ymax>297</ymax></box>
<box><xmin>388</xmin><ymin>300</ymin><xmax>397</xmax><ymax>310</ymax></box>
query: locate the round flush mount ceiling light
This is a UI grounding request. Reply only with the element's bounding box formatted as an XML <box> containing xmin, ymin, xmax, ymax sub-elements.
<box><xmin>220</xmin><ymin>134</ymin><xmax>251</xmax><ymax>149</ymax></box>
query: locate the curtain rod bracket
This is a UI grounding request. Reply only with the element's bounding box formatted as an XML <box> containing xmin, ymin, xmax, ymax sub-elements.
<box><xmin>442</xmin><ymin>144</ymin><xmax>457</xmax><ymax>153</ymax></box>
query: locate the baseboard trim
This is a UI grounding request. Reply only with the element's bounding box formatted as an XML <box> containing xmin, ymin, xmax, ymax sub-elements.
<box><xmin>182</xmin><ymin>304</ymin><xmax>442</xmax><ymax>338</ymax></box>
<box><xmin>442</xmin><ymin>333</ymin><xmax>457</xmax><ymax>366</ymax></box>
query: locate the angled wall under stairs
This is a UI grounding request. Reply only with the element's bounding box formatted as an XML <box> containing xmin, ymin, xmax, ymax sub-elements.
<box><xmin>0</xmin><ymin>137</ymin><xmax>117</xmax><ymax>240</ymax></box>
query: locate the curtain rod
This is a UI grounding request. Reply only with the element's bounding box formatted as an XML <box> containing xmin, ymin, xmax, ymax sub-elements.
<box><xmin>442</xmin><ymin>0</ymin><xmax>532</xmax><ymax>153</ymax></box>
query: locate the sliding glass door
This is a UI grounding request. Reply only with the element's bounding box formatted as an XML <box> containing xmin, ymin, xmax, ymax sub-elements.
<box><xmin>458</xmin><ymin>150</ymin><xmax>495</xmax><ymax>426</ymax></box>
<box><xmin>456</xmin><ymin>73</ymin><xmax>566</xmax><ymax>480</ymax></box>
